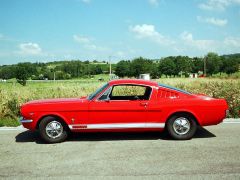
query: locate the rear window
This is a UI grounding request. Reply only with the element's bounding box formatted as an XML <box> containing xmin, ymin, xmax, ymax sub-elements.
<box><xmin>158</xmin><ymin>83</ymin><xmax>191</xmax><ymax>95</ymax></box>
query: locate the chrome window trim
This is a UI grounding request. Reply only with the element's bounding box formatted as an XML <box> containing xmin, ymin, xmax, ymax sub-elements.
<box><xmin>88</xmin><ymin>83</ymin><xmax>109</xmax><ymax>101</ymax></box>
<box><xmin>95</xmin><ymin>83</ymin><xmax>153</xmax><ymax>102</ymax></box>
<box><xmin>97</xmin><ymin>86</ymin><xmax>113</xmax><ymax>101</ymax></box>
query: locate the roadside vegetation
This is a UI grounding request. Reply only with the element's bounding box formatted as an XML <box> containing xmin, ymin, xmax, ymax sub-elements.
<box><xmin>0</xmin><ymin>52</ymin><xmax>239</xmax><ymax>86</ymax></box>
<box><xmin>0</xmin><ymin>77</ymin><xmax>239</xmax><ymax>127</ymax></box>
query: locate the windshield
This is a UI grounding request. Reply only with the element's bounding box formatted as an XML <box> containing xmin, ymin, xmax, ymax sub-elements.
<box><xmin>87</xmin><ymin>83</ymin><xmax>109</xmax><ymax>100</ymax></box>
<box><xmin>158</xmin><ymin>83</ymin><xmax>191</xmax><ymax>95</ymax></box>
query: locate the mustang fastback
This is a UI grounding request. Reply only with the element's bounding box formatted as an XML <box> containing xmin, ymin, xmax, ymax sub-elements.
<box><xmin>20</xmin><ymin>79</ymin><xmax>228</xmax><ymax>143</ymax></box>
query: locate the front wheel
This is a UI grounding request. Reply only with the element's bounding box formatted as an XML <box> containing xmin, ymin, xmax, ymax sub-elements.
<box><xmin>167</xmin><ymin>115</ymin><xmax>197</xmax><ymax>140</ymax></box>
<box><xmin>39</xmin><ymin>116</ymin><xmax>68</xmax><ymax>143</ymax></box>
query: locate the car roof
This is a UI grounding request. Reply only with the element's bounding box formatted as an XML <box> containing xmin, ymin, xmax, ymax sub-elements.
<box><xmin>109</xmin><ymin>79</ymin><xmax>158</xmax><ymax>87</ymax></box>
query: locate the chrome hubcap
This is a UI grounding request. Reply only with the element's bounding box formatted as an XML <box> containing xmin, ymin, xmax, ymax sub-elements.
<box><xmin>45</xmin><ymin>121</ymin><xmax>63</xmax><ymax>139</ymax></box>
<box><xmin>173</xmin><ymin>117</ymin><xmax>191</xmax><ymax>135</ymax></box>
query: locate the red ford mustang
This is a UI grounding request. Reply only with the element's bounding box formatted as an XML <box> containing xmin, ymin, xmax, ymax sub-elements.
<box><xmin>20</xmin><ymin>79</ymin><xmax>228</xmax><ymax>143</ymax></box>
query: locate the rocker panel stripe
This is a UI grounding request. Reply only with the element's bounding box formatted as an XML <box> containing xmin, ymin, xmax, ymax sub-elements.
<box><xmin>69</xmin><ymin>123</ymin><xmax>165</xmax><ymax>129</ymax></box>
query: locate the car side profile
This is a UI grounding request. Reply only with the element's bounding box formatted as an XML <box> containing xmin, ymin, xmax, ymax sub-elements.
<box><xmin>20</xmin><ymin>79</ymin><xmax>228</xmax><ymax>143</ymax></box>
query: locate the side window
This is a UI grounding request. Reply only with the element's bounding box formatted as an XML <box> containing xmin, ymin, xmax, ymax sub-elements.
<box><xmin>98</xmin><ymin>87</ymin><xmax>112</xmax><ymax>101</ymax></box>
<box><xmin>109</xmin><ymin>85</ymin><xmax>152</xmax><ymax>101</ymax></box>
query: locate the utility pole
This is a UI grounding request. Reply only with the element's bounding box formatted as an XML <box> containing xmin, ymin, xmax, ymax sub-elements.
<box><xmin>204</xmin><ymin>56</ymin><xmax>207</xmax><ymax>77</ymax></box>
<box><xmin>109</xmin><ymin>56</ymin><xmax>112</xmax><ymax>80</ymax></box>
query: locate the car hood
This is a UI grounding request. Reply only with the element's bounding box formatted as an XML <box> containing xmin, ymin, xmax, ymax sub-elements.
<box><xmin>21</xmin><ymin>97</ymin><xmax>89</xmax><ymax>115</ymax></box>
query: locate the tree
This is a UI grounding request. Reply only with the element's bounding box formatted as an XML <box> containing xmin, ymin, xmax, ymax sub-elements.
<box><xmin>174</xmin><ymin>56</ymin><xmax>193</xmax><ymax>77</ymax></box>
<box><xmin>130</xmin><ymin>57</ymin><xmax>153</xmax><ymax>77</ymax></box>
<box><xmin>158</xmin><ymin>57</ymin><xmax>176</xmax><ymax>77</ymax></box>
<box><xmin>15</xmin><ymin>63</ymin><xmax>36</xmax><ymax>85</ymax></box>
<box><xmin>0</xmin><ymin>65</ymin><xmax>16</xmax><ymax>79</ymax></box>
<box><xmin>205</xmin><ymin>52</ymin><xmax>221</xmax><ymax>76</ymax></box>
<box><xmin>95</xmin><ymin>65</ymin><xmax>103</xmax><ymax>74</ymax></box>
<box><xmin>115</xmin><ymin>60</ymin><xmax>131</xmax><ymax>77</ymax></box>
<box><xmin>222</xmin><ymin>57</ymin><xmax>239</xmax><ymax>74</ymax></box>
<box><xmin>192</xmin><ymin>57</ymin><xmax>203</xmax><ymax>73</ymax></box>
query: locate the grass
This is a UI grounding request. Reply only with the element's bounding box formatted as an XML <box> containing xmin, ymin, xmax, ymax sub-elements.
<box><xmin>0</xmin><ymin>118</ymin><xmax>20</xmax><ymax>127</ymax></box>
<box><xmin>0</xmin><ymin>76</ymin><xmax>239</xmax><ymax>126</ymax></box>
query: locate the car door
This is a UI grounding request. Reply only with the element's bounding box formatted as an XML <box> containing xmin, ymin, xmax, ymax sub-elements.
<box><xmin>88</xmin><ymin>84</ymin><xmax>152</xmax><ymax>128</ymax></box>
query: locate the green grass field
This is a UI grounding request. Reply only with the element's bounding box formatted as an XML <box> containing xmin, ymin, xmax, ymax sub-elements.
<box><xmin>0</xmin><ymin>76</ymin><xmax>239</xmax><ymax>126</ymax></box>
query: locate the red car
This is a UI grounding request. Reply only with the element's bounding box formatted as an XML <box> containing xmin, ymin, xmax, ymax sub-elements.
<box><xmin>20</xmin><ymin>79</ymin><xmax>228</xmax><ymax>143</ymax></box>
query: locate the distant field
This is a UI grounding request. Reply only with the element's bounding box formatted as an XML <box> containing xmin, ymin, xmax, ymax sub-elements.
<box><xmin>0</xmin><ymin>77</ymin><xmax>239</xmax><ymax>126</ymax></box>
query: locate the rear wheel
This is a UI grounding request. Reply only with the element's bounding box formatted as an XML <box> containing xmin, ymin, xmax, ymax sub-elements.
<box><xmin>167</xmin><ymin>114</ymin><xmax>197</xmax><ymax>140</ymax></box>
<box><xmin>39</xmin><ymin>116</ymin><xmax>68</xmax><ymax>143</ymax></box>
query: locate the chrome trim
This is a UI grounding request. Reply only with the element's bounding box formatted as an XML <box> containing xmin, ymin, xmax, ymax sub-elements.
<box><xmin>19</xmin><ymin>117</ymin><xmax>33</xmax><ymax>123</ymax></box>
<box><xmin>172</xmin><ymin>117</ymin><xmax>190</xmax><ymax>135</ymax></box>
<box><xmin>97</xmin><ymin>86</ymin><xmax>112</xmax><ymax>101</ymax></box>
<box><xmin>95</xmin><ymin>83</ymin><xmax>153</xmax><ymax>102</ymax></box>
<box><xmin>69</xmin><ymin>123</ymin><xmax>165</xmax><ymax>130</ymax></box>
<box><xmin>45</xmin><ymin>121</ymin><xmax>63</xmax><ymax>139</ymax></box>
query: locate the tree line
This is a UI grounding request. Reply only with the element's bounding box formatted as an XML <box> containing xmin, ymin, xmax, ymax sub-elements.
<box><xmin>0</xmin><ymin>60</ymin><xmax>112</xmax><ymax>85</ymax></box>
<box><xmin>115</xmin><ymin>52</ymin><xmax>240</xmax><ymax>78</ymax></box>
<box><xmin>0</xmin><ymin>52</ymin><xmax>239</xmax><ymax>85</ymax></box>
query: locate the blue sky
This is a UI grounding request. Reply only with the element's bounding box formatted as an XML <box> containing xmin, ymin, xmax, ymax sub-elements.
<box><xmin>0</xmin><ymin>0</ymin><xmax>240</xmax><ymax>65</ymax></box>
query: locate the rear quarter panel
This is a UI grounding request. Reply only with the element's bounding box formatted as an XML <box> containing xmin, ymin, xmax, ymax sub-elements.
<box><xmin>159</xmin><ymin>98</ymin><xmax>228</xmax><ymax>126</ymax></box>
<box><xmin>150</xmin><ymin>89</ymin><xmax>228</xmax><ymax>126</ymax></box>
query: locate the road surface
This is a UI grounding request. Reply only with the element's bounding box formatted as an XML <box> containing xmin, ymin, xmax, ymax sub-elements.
<box><xmin>0</xmin><ymin>122</ymin><xmax>240</xmax><ymax>179</ymax></box>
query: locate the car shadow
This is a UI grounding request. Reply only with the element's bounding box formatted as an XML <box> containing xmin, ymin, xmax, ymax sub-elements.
<box><xmin>15</xmin><ymin>127</ymin><xmax>216</xmax><ymax>144</ymax></box>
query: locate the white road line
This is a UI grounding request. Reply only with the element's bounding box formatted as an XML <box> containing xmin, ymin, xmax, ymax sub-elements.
<box><xmin>223</xmin><ymin>119</ymin><xmax>240</xmax><ymax>123</ymax></box>
<box><xmin>223</xmin><ymin>122</ymin><xmax>240</xmax><ymax>124</ymax></box>
<box><xmin>0</xmin><ymin>126</ymin><xmax>26</xmax><ymax>131</ymax></box>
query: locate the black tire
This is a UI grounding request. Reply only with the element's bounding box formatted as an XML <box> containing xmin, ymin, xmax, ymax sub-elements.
<box><xmin>167</xmin><ymin>114</ymin><xmax>197</xmax><ymax>140</ymax></box>
<box><xmin>39</xmin><ymin>116</ymin><xmax>68</xmax><ymax>143</ymax></box>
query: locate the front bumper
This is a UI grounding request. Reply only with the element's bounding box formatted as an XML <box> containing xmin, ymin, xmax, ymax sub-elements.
<box><xmin>19</xmin><ymin>117</ymin><xmax>33</xmax><ymax>123</ymax></box>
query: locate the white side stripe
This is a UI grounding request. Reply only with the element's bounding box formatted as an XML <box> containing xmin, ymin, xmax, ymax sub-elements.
<box><xmin>69</xmin><ymin>123</ymin><xmax>165</xmax><ymax>130</ymax></box>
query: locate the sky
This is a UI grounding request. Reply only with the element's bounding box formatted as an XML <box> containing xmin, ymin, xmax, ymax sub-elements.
<box><xmin>0</xmin><ymin>0</ymin><xmax>240</xmax><ymax>65</ymax></box>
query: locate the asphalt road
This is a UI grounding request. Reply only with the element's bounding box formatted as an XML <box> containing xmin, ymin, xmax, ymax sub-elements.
<box><xmin>0</xmin><ymin>123</ymin><xmax>240</xmax><ymax>180</ymax></box>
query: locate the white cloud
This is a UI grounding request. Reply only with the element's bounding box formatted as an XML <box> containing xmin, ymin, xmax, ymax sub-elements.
<box><xmin>129</xmin><ymin>24</ymin><xmax>175</xmax><ymax>46</ymax></box>
<box><xmin>197</xmin><ymin>16</ymin><xmax>228</xmax><ymax>26</ymax></box>
<box><xmin>73</xmin><ymin>34</ymin><xmax>91</xmax><ymax>44</ymax></box>
<box><xmin>148</xmin><ymin>0</ymin><xmax>159</xmax><ymax>7</ymax></box>
<box><xmin>199</xmin><ymin>0</ymin><xmax>240</xmax><ymax>11</ymax></box>
<box><xmin>180</xmin><ymin>31</ymin><xmax>216</xmax><ymax>51</ymax></box>
<box><xmin>224</xmin><ymin>36</ymin><xmax>240</xmax><ymax>48</ymax></box>
<box><xmin>18</xmin><ymin>43</ymin><xmax>42</xmax><ymax>55</ymax></box>
<box><xmin>73</xmin><ymin>34</ymin><xmax>109</xmax><ymax>52</ymax></box>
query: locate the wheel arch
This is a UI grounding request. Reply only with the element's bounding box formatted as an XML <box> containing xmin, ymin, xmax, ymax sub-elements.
<box><xmin>36</xmin><ymin>113</ymin><xmax>70</xmax><ymax>131</ymax></box>
<box><xmin>166</xmin><ymin>111</ymin><xmax>200</xmax><ymax>126</ymax></box>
